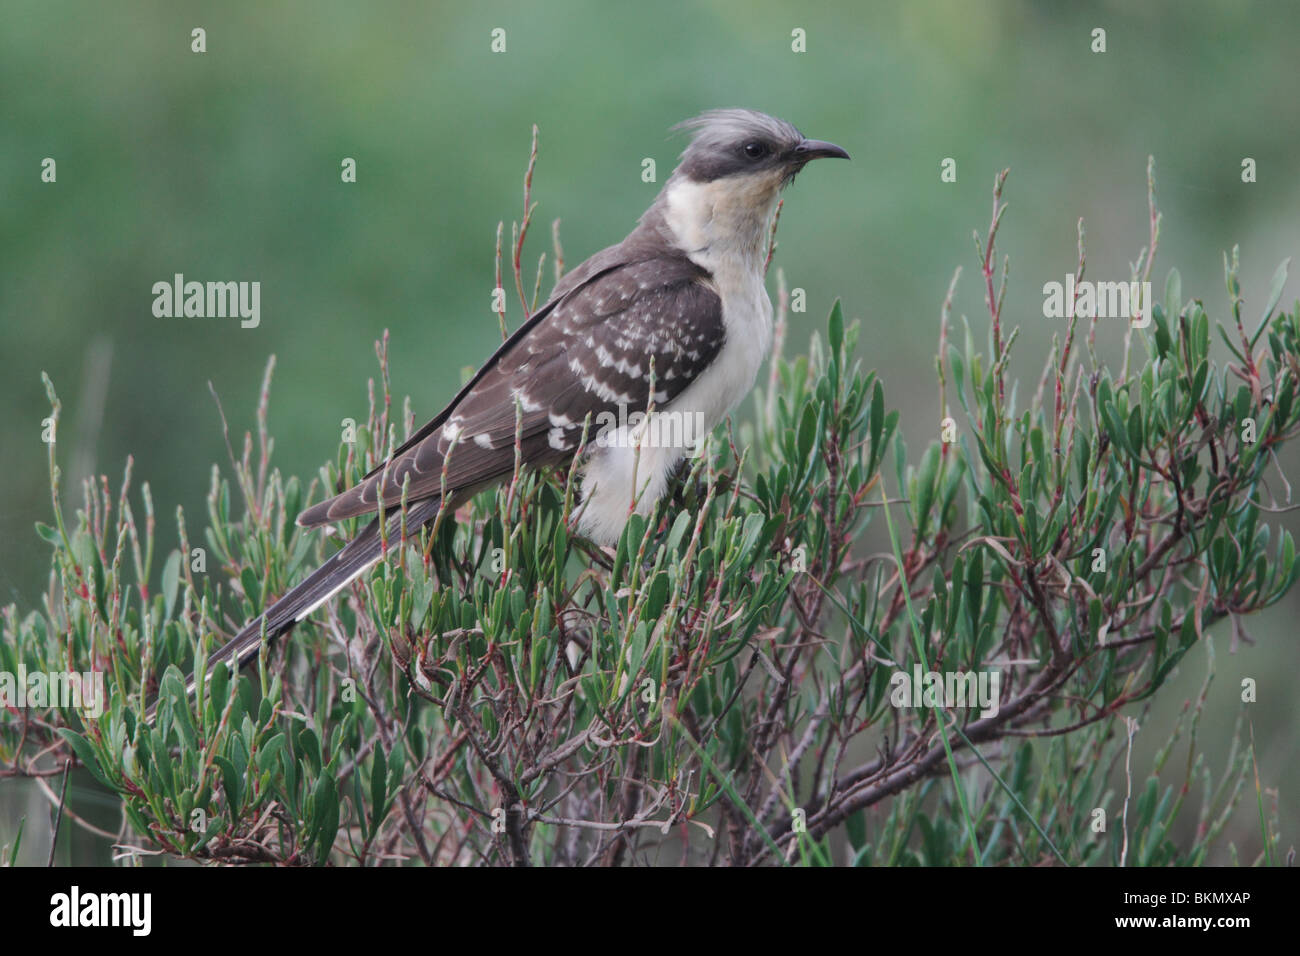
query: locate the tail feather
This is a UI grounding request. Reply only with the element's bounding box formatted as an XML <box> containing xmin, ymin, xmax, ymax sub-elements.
<box><xmin>145</xmin><ymin>497</ymin><xmax>442</xmax><ymax>722</ymax></box>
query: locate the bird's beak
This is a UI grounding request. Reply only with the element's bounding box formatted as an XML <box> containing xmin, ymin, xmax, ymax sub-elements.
<box><xmin>792</xmin><ymin>138</ymin><xmax>851</xmax><ymax>162</ymax></box>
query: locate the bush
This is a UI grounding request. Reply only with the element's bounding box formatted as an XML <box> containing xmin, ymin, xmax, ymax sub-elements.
<box><xmin>3</xmin><ymin>160</ymin><xmax>1295</xmax><ymax>867</ymax></box>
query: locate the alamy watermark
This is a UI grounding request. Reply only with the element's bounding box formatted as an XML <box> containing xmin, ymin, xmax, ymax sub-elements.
<box><xmin>151</xmin><ymin>273</ymin><xmax>260</xmax><ymax>328</ymax></box>
<box><xmin>890</xmin><ymin>664</ymin><xmax>1001</xmax><ymax>718</ymax></box>
<box><xmin>0</xmin><ymin>666</ymin><xmax>104</xmax><ymax>719</ymax></box>
<box><xmin>592</xmin><ymin>403</ymin><xmax>709</xmax><ymax>456</ymax></box>
<box><xmin>1043</xmin><ymin>275</ymin><xmax>1152</xmax><ymax>328</ymax></box>
<box><xmin>49</xmin><ymin>886</ymin><xmax>150</xmax><ymax>936</ymax></box>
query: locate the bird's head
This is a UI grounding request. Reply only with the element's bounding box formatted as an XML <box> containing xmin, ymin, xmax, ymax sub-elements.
<box><xmin>672</xmin><ymin>108</ymin><xmax>850</xmax><ymax>191</ymax></box>
<box><xmin>657</xmin><ymin>109</ymin><xmax>849</xmax><ymax>266</ymax></box>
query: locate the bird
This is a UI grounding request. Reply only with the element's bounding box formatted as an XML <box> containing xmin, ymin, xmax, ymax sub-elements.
<box><xmin>151</xmin><ymin>109</ymin><xmax>848</xmax><ymax>716</ymax></box>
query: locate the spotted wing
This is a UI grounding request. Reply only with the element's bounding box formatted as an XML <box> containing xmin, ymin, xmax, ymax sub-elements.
<box><xmin>296</xmin><ymin>256</ymin><xmax>725</xmax><ymax>527</ymax></box>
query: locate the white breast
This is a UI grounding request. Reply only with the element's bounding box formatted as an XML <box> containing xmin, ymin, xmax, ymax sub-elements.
<box><xmin>574</xmin><ymin>175</ymin><xmax>779</xmax><ymax>545</ymax></box>
<box><xmin>661</xmin><ymin>175</ymin><xmax>777</xmax><ymax>430</ymax></box>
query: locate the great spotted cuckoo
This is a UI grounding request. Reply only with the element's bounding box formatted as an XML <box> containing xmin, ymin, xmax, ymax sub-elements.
<box><xmin>160</xmin><ymin>109</ymin><xmax>848</xmax><ymax>709</ymax></box>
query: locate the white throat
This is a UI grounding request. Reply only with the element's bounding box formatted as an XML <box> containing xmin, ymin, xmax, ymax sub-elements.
<box><xmin>661</xmin><ymin>174</ymin><xmax>781</xmax><ymax>277</ymax></box>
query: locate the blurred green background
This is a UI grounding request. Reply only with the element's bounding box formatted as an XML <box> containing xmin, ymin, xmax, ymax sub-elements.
<box><xmin>2</xmin><ymin>0</ymin><xmax>1296</xmax><ymax>863</ymax></box>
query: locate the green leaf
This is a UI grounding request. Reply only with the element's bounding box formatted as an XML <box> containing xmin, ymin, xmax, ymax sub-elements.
<box><xmin>796</xmin><ymin>402</ymin><xmax>817</xmax><ymax>466</ymax></box>
<box><xmin>369</xmin><ymin>747</ymin><xmax>389</xmax><ymax>839</ymax></box>
<box><xmin>255</xmin><ymin>732</ymin><xmax>287</xmax><ymax>773</ymax></box>
<box><xmin>1165</xmin><ymin>268</ymin><xmax>1182</xmax><ymax>322</ymax></box>
<box><xmin>162</xmin><ymin>550</ymin><xmax>182</xmax><ymax>620</ymax></box>
<box><xmin>297</xmin><ymin>727</ymin><xmax>323</xmax><ymax>775</ymax></box>
<box><xmin>311</xmin><ymin>774</ymin><xmax>340</xmax><ymax>864</ymax></box>
<box><xmin>240</xmin><ymin>567</ymin><xmax>262</xmax><ymax>612</ymax></box>
<box><xmin>214</xmin><ymin>754</ymin><xmax>242</xmax><ymax>815</ymax></box>
<box><xmin>1100</xmin><ymin>400</ymin><xmax>1130</xmax><ymax>456</ymax></box>
<box><xmin>56</xmin><ymin>729</ymin><xmax>114</xmax><ymax>790</ymax></box>
<box><xmin>6</xmin><ymin>816</ymin><xmax>24</xmax><ymax>866</ymax></box>
<box><xmin>1127</xmin><ymin>405</ymin><xmax>1144</xmax><ymax>455</ymax></box>
<box><xmin>1253</xmin><ymin>257</ymin><xmax>1290</xmax><ymax>345</ymax></box>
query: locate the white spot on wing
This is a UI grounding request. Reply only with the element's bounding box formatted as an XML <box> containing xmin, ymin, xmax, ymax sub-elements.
<box><xmin>513</xmin><ymin>388</ymin><xmax>541</xmax><ymax>413</ymax></box>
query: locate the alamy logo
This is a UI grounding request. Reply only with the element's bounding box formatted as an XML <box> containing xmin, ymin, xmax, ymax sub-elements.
<box><xmin>1042</xmin><ymin>275</ymin><xmax>1152</xmax><ymax>328</ymax></box>
<box><xmin>0</xmin><ymin>666</ymin><xmax>104</xmax><ymax>719</ymax></box>
<box><xmin>151</xmin><ymin>273</ymin><xmax>261</xmax><ymax>328</ymax></box>
<box><xmin>890</xmin><ymin>665</ymin><xmax>1001</xmax><ymax>718</ymax></box>
<box><xmin>593</xmin><ymin>404</ymin><xmax>709</xmax><ymax>456</ymax></box>
<box><xmin>49</xmin><ymin>886</ymin><xmax>151</xmax><ymax>936</ymax></box>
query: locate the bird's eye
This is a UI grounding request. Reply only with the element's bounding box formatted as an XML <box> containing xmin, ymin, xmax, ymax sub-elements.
<box><xmin>743</xmin><ymin>141</ymin><xmax>769</xmax><ymax>160</ymax></box>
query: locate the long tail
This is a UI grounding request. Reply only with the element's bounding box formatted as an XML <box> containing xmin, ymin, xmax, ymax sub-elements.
<box><xmin>146</xmin><ymin>497</ymin><xmax>442</xmax><ymax>721</ymax></box>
